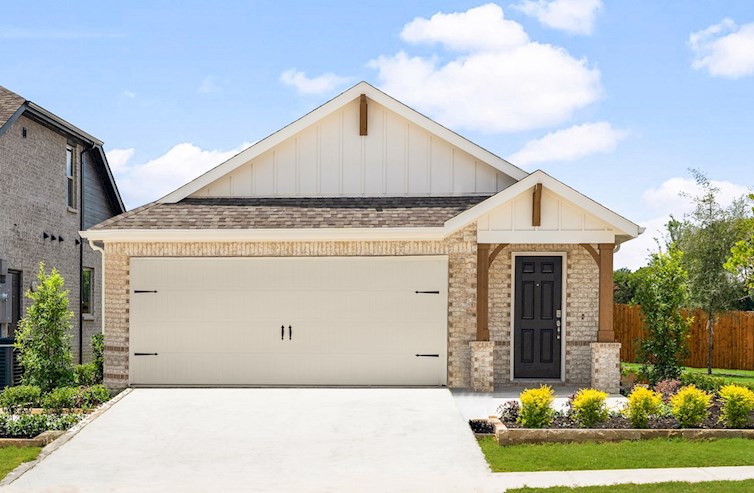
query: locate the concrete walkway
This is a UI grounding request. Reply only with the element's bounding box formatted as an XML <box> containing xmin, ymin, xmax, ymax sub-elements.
<box><xmin>492</xmin><ymin>465</ymin><xmax>754</xmax><ymax>491</ymax></box>
<box><xmin>5</xmin><ymin>388</ymin><xmax>492</xmax><ymax>493</ymax></box>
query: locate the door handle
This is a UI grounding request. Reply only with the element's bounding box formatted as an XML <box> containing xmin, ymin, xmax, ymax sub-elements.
<box><xmin>289</xmin><ymin>325</ymin><xmax>292</xmax><ymax>340</ymax></box>
<box><xmin>556</xmin><ymin>319</ymin><xmax>561</xmax><ymax>340</ymax></box>
<box><xmin>281</xmin><ymin>325</ymin><xmax>284</xmax><ymax>340</ymax></box>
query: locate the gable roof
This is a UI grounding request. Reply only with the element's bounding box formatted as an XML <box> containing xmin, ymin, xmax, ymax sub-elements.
<box><xmin>159</xmin><ymin>81</ymin><xmax>529</xmax><ymax>203</ymax></box>
<box><xmin>0</xmin><ymin>84</ymin><xmax>125</xmax><ymax>214</ymax></box>
<box><xmin>445</xmin><ymin>170</ymin><xmax>643</xmax><ymax>241</ymax></box>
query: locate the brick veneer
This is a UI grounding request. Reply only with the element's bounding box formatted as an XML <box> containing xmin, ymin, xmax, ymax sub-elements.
<box><xmin>591</xmin><ymin>342</ymin><xmax>621</xmax><ymax>393</ymax></box>
<box><xmin>102</xmin><ymin>225</ymin><xmax>478</xmax><ymax>389</ymax></box>
<box><xmin>101</xmin><ymin>229</ymin><xmax>618</xmax><ymax>392</ymax></box>
<box><xmin>488</xmin><ymin>244</ymin><xmax>599</xmax><ymax>386</ymax></box>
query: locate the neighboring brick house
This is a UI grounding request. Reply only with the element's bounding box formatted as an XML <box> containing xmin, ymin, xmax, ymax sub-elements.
<box><xmin>0</xmin><ymin>85</ymin><xmax>125</xmax><ymax>383</ymax></box>
<box><xmin>83</xmin><ymin>82</ymin><xmax>642</xmax><ymax>393</ymax></box>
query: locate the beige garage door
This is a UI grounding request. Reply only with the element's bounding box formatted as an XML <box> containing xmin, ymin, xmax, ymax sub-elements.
<box><xmin>129</xmin><ymin>256</ymin><xmax>448</xmax><ymax>386</ymax></box>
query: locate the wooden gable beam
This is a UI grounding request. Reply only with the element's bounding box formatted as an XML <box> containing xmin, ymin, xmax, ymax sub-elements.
<box><xmin>359</xmin><ymin>94</ymin><xmax>368</xmax><ymax>136</ymax></box>
<box><xmin>532</xmin><ymin>183</ymin><xmax>542</xmax><ymax>227</ymax></box>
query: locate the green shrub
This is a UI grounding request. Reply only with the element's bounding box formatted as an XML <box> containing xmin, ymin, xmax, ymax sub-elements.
<box><xmin>74</xmin><ymin>362</ymin><xmax>98</xmax><ymax>386</ymax></box>
<box><xmin>42</xmin><ymin>387</ymin><xmax>80</xmax><ymax>413</ymax></box>
<box><xmin>670</xmin><ymin>385</ymin><xmax>712</xmax><ymax>428</ymax></box>
<box><xmin>625</xmin><ymin>386</ymin><xmax>662</xmax><ymax>428</ymax></box>
<box><xmin>14</xmin><ymin>264</ymin><xmax>74</xmax><ymax>392</ymax></box>
<box><xmin>0</xmin><ymin>385</ymin><xmax>42</xmax><ymax>413</ymax></box>
<box><xmin>680</xmin><ymin>372</ymin><xmax>725</xmax><ymax>393</ymax></box>
<box><xmin>79</xmin><ymin>385</ymin><xmax>110</xmax><ymax>409</ymax></box>
<box><xmin>571</xmin><ymin>388</ymin><xmax>609</xmax><ymax>428</ymax></box>
<box><xmin>518</xmin><ymin>385</ymin><xmax>555</xmax><ymax>428</ymax></box>
<box><xmin>719</xmin><ymin>384</ymin><xmax>754</xmax><ymax>429</ymax></box>
<box><xmin>0</xmin><ymin>413</ymin><xmax>83</xmax><ymax>438</ymax></box>
<box><xmin>91</xmin><ymin>333</ymin><xmax>104</xmax><ymax>383</ymax></box>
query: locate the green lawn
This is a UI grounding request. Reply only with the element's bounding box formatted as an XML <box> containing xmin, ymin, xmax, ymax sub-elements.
<box><xmin>622</xmin><ymin>362</ymin><xmax>754</xmax><ymax>385</ymax></box>
<box><xmin>0</xmin><ymin>447</ymin><xmax>41</xmax><ymax>480</ymax></box>
<box><xmin>478</xmin><ymin>437</ymin><xmax>754</xmax><ymax>472</ymax></box>
<box><xmin>508</xmin><ymin>480</ymin><xmax>754</xmax><ymax>493</ymax></box>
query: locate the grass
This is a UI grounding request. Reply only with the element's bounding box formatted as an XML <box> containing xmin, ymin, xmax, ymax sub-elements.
<box><xmin>0</xmin><ymin>447</ymin><xmax>41</xmax><ymax>480</ymax></box>
<box><xmin>478</xmin><ymin>437</ymin><xmax>754</xmax><ymax>472</ymax></box>
<box><xmin>622</xmin><ymin>362</ymin><xmax>754</xmax><ymax>386</ymax></box>
<box><xmin>507</xmin><ymin>480</ymin><xmax>754</xmax><ymax>493</ymax></box>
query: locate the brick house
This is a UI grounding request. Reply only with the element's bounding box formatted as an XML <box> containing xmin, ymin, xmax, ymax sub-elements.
<box><xmin>83</xmin><ymin>82</ymin><xmax>642</xmax><ymax>393</ymax></box>
<box><xmin>0</xmin><ymin>85</ymin><xmax>125</xmax><ymax>383</ymax></box>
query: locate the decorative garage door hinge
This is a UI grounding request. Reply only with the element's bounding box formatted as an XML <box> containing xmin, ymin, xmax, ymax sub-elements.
<box><xmin>414</xmin><ymin>290</ymin><xmax>440</xmax><ymax>294</ymax></box>
<box><xmin>134</xmin><ymin>290</ymin><xmax>158</xmax><ymax>293</ymax></box>
<box><xmin>415</xmin><ymin>354</ymin><xmax>439</xmax><ymax>357</ymax></box>
<box><xmin>134</xmin><ymin>352</ymin><xmax>158</xmax><ymax>356</ymax></box>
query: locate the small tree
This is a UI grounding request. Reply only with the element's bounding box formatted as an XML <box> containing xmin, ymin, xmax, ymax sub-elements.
<box><xmin>672</xmin><ymin>171</ymin><xmax>750</xmax><ymax>374</ymax></box>
<box><xmin>14</xmin><ymin>264</ymin><xmax>74</xmax><ymax>391</ymax></box>
<box><xmin>634</xmin><ymin>248</ymin><xmax>691</xmax><ymax>384</ymax></box>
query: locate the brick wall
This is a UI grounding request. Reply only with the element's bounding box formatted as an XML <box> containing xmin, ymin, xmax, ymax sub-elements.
<box><xmin>488</xmin><ymin>244</ymin><xmax>599</xmax><ymax>385</ymax></box>
<box><xmin>101</xmin><ymin>225</ymin><xmax>478</xmax><ymax>390</ymax></box>
<box><xmin>0</xmin><ymin>116</ymin><xmax>103</xmax><ymax>363</ymax></box>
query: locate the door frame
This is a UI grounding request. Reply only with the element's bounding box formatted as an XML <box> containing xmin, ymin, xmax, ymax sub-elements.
<box><xmin>509</xmin><ymin>252</ymin><xmax>567</xmax><ymax>382</ymax></box>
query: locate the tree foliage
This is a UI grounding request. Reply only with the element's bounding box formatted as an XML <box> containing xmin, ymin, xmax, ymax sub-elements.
<box><xmin>724</xmin><ymin>193</ymin><xmax>754</xmax><ymax>300</ymax></box>
<box><xmin>634</xmin><ymin>248</ymin><xmax>691</xmax><ymax>383</ymax></box>
<box><xmin>669</xmin><ymin>170</ymin><xmax>750</xmax><ymax>373</ymax></box>
<box><xmin>14</xmin><ymin>264</ymin><xmax>74</xmax><ymax>392</ymax></box>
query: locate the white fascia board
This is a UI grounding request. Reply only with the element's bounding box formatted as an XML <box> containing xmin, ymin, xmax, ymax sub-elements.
<box><xmin>79</xmin><ymin>227</ymin><xmax>447</xmax><ymax>243</ymax></box>
<box><xmin>444</xmin><ymin>170</ymin><xmax>642</xmax><ymax>239</ymax></box>
<box><xmin>159</xmin><ymin>82</ymin><xmax>527</xmax><ymax>203</ymax></box>
<box><xmin>477</xmin><ymin>230</ymin><xmax>617</xmax><ymax>244</ymax></box>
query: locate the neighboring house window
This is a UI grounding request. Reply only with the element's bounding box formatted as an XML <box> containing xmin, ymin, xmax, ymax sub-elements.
<box><xmin>66</xmin><ymin>146</ymin><xmax>75</xmax><ymax>208</ymax></box>
<box><xmin>82</xmin><ymin>268</ymin><xmax>93</xmax><ymax>315</ymax></box>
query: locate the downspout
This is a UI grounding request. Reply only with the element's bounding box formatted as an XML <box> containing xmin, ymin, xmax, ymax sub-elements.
<box><xmin>87</xmin><ymin>239</ymin><xmax>105</xmax><ymax>338</ymax></box>
<box><xmin>79</xmin><ymin>148</ymin><xmax>85</xmax><ymax>364</ymax></box>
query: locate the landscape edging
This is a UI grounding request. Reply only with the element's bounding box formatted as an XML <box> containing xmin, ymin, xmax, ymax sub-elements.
<box><xmin>0</xmin><ymin>388</ymin><xmax>133</xmax><ymax>486</ymax></box>
<box><xmin>492</xmin><ymin>418</ymin><xmax>754</xmax><ymax>445</ymax></box>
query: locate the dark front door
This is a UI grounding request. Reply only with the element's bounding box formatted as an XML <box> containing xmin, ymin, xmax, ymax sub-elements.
<box><xmin>514</xmin><ymin>256</ymin><xmax>562</xmax><ymax>379</ymax></box>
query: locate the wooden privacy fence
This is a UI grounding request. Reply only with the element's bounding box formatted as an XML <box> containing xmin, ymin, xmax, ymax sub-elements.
<box><xmin>614</xmin><ymin>304</ymin><xmax>754</xmax><ymax>370</ymax></box>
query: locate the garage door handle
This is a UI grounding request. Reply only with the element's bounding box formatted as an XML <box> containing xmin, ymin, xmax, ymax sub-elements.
<box><xmin>134</xmin><ymin>352</ymin><xmax>158</xmax><ymax>356</ymax></box>
<box><xmin>415</xmin><ymin>354</ymin><xmax>439</xmax><ymax>357</ymax></box>
<box><xmin>289</xmin><ymin>325</ymin><xmax>292</xmax><ymax>340</ymax></box>
<box><xmin>415</xmin><ymin>291</ymin><xmax>439</xmax><ymax>294</ymax></box>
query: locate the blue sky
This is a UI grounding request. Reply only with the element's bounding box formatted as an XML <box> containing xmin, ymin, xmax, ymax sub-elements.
<box><xmin>2</xmin><ymin>1</ymin><xmax>753</xmax><ymax>268</ymax></box>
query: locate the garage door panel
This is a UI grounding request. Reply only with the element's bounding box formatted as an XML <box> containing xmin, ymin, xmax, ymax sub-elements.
<box><xmin>130</xmin><ymin>256</ymin><xmax>447</xmax><ymax>386</ymax></box>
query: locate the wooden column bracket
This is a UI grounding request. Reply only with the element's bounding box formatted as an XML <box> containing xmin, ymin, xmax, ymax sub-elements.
<box><xmin>579</xmin><ymin>243</ymin><xmax>600</xmax><ymax>265</ymax></box>
<box><xmin>359</xmin><ymin>94</ymin><xmax>368</xmax><ymax>136</ymax></box>
<box><xmin>532</xmin><ymin>183</ymin><xmax>542</xmax><ymax>227</ymax></box>
<box><xmin>477</xmin><ymin>243</ymin><xmax>491</xmax><ymax>342</ymax></box>
<box><xmin>488</xmin><ymin>243</ymin><xmax>509</xmax><ymax>267</ymax></box>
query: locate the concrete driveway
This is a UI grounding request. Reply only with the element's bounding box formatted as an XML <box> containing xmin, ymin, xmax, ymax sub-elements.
<box><xmin>6</xmin><ymin>388</ymin><xmax>492</xmax><ymax>493</ymax></box>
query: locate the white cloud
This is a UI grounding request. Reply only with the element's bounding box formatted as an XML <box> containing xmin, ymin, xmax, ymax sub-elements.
<box><xmin>513</xmin><ymin>0</ymin><xmax>603</xmax><ymax>35</ymax></box>
<box><xmin>106</xmin><ymin>148</ymin><xmax>135</xmax><ymax>174</ymax></box>
<box><xmin>690</xmin><ymin>19</ymin><xmax>754</xmax><ymax>78</ymax></box>
<box><xmin>401</xmin><ymin>3</ymin><xmax>528</xmax><ymax>51</ymax></box>
<box><xmin>280</xmin><ymin>69</ymin><xmax>351</xmax><ymax>95</ymax></box>
<box><xmin>122</xmin><ymin>90</ymin><xmax>136</xmax><ymax>100</ymax></box>
<box><xmin>616</xmin><ymin>177</ymin><xmax>751</xmax><ymax>270</ymax></box>
<box><xmin>106</xmin><ymin>142</ymin><xmax>252</xmax><ymax>209</ymax></box>
<box><xmin>369</xmin><ymin>3</ymin><xmax>601</xmax><ymax>133</ymax></box>
<box><xmin>509</xmin><ymin>121</ymin><xmax>626</xmax><ymax>167</ymax></box>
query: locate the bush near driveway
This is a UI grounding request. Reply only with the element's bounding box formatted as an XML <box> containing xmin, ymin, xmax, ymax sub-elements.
<box><xmin>719</xmin><ymin>384</ymin><xmax>754</xmax><ymax>428</ymax></box>
<box><xmin>0</xmin><ymin>386</ymin><xmax>42</xmax><ymax>414</ymax></box>
<box><xmin>0</xmin><ymin>413</ymin><xmax>82</xmax><ymax>438</ymax></box>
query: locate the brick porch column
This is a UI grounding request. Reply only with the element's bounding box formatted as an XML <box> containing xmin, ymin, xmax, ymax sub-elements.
<box><xmin>470</xmin><ymin>341</ymin><xmax>495</xmax><ymax>392</ymax></box>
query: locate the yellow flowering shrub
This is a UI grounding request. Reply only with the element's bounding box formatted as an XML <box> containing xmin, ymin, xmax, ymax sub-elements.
<box><xmin>719</xmin><ymin>384</ymin><xmax>754</xmax><ymax>429</ymax></box>
<box><xmin>669</xmin><ymin>385</ymin><xmax>711</xmax><ymax>428</ymax></box>
<box><xmin>571</xmin><ymin>388</ymin><xmax>609</xmax><ymax>428</ymax></box>
<box><xmin>625</xmin><ymin>386</ymin><xmax>662</xmax><ymax>428</ymax></box>
<box><xmin>518</xmin><ymin>385</ymin><xmax>555</xmax><ymax>428</ymax></box>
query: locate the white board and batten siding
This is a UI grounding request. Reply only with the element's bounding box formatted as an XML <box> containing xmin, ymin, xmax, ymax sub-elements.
<box><xmin>129</xmin><ymin>256</ymin><xmax>448</xmax><ymax>386</ymax></box>
<box><xmin>476</xmin><ymin>187</ymin><xmax>617</xmax><ymax>244</ymax></box>
<box><xmin>190</xmin><ymin>98</ymin><xmax>516</xmax><ymax>198</ymax></box>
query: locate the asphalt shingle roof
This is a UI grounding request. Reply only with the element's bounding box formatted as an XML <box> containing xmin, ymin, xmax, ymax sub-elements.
<box><xmin>0</xmin><ymin>86</ymin><xmax>25</xmax><ymax>129</ymax></box>
<box><xmin>91</xmin><ymin>196</ymin><xmax>491</xmax><ymax>230</ymax></box>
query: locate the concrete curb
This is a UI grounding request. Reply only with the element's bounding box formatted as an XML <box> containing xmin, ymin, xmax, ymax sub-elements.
<box><xmin>0</xmin><ymin>387</ymin><xmax>133</xmax><ymax>486</ymax></box>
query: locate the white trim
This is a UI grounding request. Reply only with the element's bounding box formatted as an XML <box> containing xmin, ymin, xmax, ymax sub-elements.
<box><xmin>509</xmin><ymin>252</ymin><xmax>567</xmax><ymax>383</ymax></box>
<box><xmin>478</xmin><ymin>230</ymin><xmax>616</xmax><ymax>244</ymax></box>
<box><xmin>159</xmin><ymin>82</ymin><xmax>527</xmax><ymax>203</ymax></box>
<box><xmin>445</xmin><ymin>170</ymin><xmax>641</xmax><ymax>239</ymax></box>
<box><xmin>87</xmin><ymin>240</ymin><xmax>106</xmax><ymax>337</ymax></box>
<box><xmin>81</xmin><ymin>227</ymin><xmax>447</xmax><ymax>243</ymax></box>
